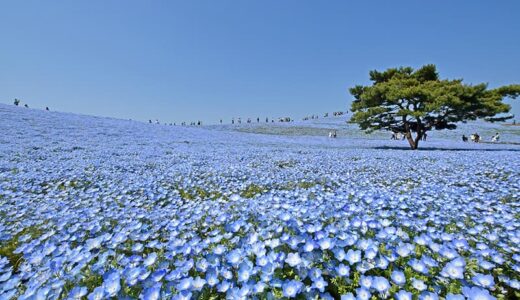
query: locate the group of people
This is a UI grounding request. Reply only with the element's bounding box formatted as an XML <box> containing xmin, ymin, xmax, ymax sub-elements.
<box><xmin>462</xmin><ymin>132</ymin><xmax>500</xmax><ymax>143</ymax></box>
<box><xmin>14</xmin><ymin>98</ymin><xmax>50</xmax><ymax>111</ymax></box>
<box><xmin>328</xmin><ymin>130</ymin><xmax>337</xmax><ymax>138</ymax></box>
<box><xmin>390</xmin><ymin>132</ymin><xmax>428</xmax><ymax>141</ymax></box>
<box><xmin>231</xmin><ymin>117</ymin><xmax>280</xmax><ymax>124</ymax></box>
<box><xmin>303</xmin><ymin>111</ymin><xmax>346</xmax><ymax>121</ymax></box>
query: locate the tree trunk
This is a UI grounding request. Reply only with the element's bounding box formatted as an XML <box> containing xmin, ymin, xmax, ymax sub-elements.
<box><xmin>405</xmin><ymin>130</ymin><xmax>422</xmax><ymax>150</ymax></box>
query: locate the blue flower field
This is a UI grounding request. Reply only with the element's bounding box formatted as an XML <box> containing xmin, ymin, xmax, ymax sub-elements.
<box><xmin>0</xmin><ymin>104</ymin><xmax>519</xmax><ymax>300</ymax></box>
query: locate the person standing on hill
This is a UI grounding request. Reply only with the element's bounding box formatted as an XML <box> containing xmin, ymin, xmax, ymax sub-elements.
<box><xmin>492</xmin><ymin>132</ymin><xmax>500</xmax><ymax>142</ymax></box>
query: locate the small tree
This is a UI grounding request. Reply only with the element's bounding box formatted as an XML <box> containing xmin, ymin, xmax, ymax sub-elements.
<box><xmin>14</xmin><ymin>99</ymin><xmax>20</xmax><ymax>106</ymax></box>
<box><xmin>349</xmin><ymin>65</ymin><xmax>520</xmax><ymax>149</ymax></box>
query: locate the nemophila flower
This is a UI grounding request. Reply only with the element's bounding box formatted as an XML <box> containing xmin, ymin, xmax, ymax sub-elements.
<box><xmin>422</xmin><ymin>255</ymin><xmax>438</xmax><ymax>268</ymax></box>
<box><xmin>340</xmin><ymin>293</ymin><xmax>355</xmax><ymax>300</ymax></box>
<box><xmin>303</xmin><ymin>241</ymin><xmax>315</xmax><ymax>252</ymax></box>
<box><xmin>176</xmin><ymin>278</ymin><xmax>192</xmax><ymax>291</ymax></box>
<box><xmin>28</xmin><ymin>252</ymin><xmax>44</xmax><ymax>265</ymax></box>
<box><xmin>1</xmin><ymin>289</ymin><xmax>17</xmax><ymax>299</ymax></box>
<box><xmin>439</xmin><ymin>247</ymin><xmax>459</xmax><ymax>260</ymax></box>
<box><xmin>372</xmin><ymin>276</ymin><xmax>390</xmax><ymax>293</ymax></box>
<box><xmin>103</xmin><ymin>272</ymin><xmax>121</xmax><ymax>297</ymax></box>
<box><xmin>335</xmin><ymin>264</ymin><xmax>350</xmax><ymax>277</ymax></box>
<box><xmin>68</xmin><ymin>286</ymin><xmax>88</xmax><ymax>299</ymax></box>
<box><xmin>417</xmin><ymin>291</ymin><xmax>439</xmax><ymax>300</ymax></box>
<box><xmin>391</xmin><ymin>269</ymin><xmax>406</xmax><ymax>285</ymax></box>
<box><xmin>409</xmin><ymin>259</ymin><xmax>428</xmax><ymax>274</ymax></box>
<box><xmin>333</xmin><ymin>248</ymin><xmax>346</xmax><ymax>261</ymax></box>
<box><xmin>143</xmin><ymin>253</ymin><xmax>158</xmax><ymax>267</ymax></box>
<box><xmin>226</xmin><ymin>249</ymin><xmax>242</xmax><ymax>265</ymax></box>
<box><xmin>318</xmin><ymin>238</ymin><xmax>333</xmax><ymax>250</ymax></box>
<box><xmin>428</xmin><ymin>242</ymin><xmax>441</xmax><ymax>253</ymax></box>
<box><xmin>213</xmin><ymin>244</ymin><xmax>226</xmax><ymax>255</ymax></box>
<box><xmin>462</xmin><ymin>286</ymin><xmax>497</xmax><ymax>300</ymax></box>
<box><xmin>150</xmin><ymin>269</ymin><xmax>167</xmax><ymax>282</ymax></box>
<box><xmin>141</xmin><ymin>283</ymin><xmax>161</xmax><ymax>300</ymax></box>
<box><xmin>282</xmin><ymin>280</ymin><xmax>303</xmax><ymax>298</ymax></box>
<box><xmin>172</xmin><ymin>290</ymin><xmax>192</xmax><ymax>300</ymax></box>
<box><xmin>237</xmin><ymin>262</ymin><xmax>252</xmax><ymax>282</ymax></box>
<box><xmin>253</xmin><ymin>282</ymin><xmax>266</xmax><ymax>293</ymax></box>
<box><xmin>452</xmin><ymin>239</ymin><xmax>469</xmax><ymax>250</ymax></box>
<box><xmin>491</xmin><ymin>253</ymin><xmax>504</xmax><ymax>265</ymax></box>
<box><xmin>35</xmin><ymin>286</ymin><xmax>51</xmax><ymax>300</ymax></box>
<box><xmin>87</xmin><ymin>286</ymin><xmax>105</xmax><ymax>300</ymax></box>
<box><xmin>395</xmin><ymin>290</ymin><xmax>413</xmax><ymax>300</ymax></box>
<box><xmin>478</xmin><ymin>259</ymin><xmax>495</xmax><ymax>270</ymax></box>
<box><xmin>365</xmin><ymin>247</ymin><xmax>378</xmax><ymax>260</ymax></box>
<box><xmin>441</xmin><ymin>261</ymin><xmax>464</xmax><ymax>279</ymax></box>
<box><xmin>285</xmin><ymin>252</ymin><xmax>302</xmax><ymax>267</ymax></box>
<box><xmin>217</xmin><ymin>281</ymin><xmax>231</xmax><ymax>293</ymax></box>
<box><xmin>311</xmin><ymin>276</ymin><xmax>328</xmax><ymax>292</ymax></box>
<box><xmin>472</xmin><ymin>273</ymin><xmax>495</xmax><ymax>288</ymax></box>
<box><xmin>196</xmin><ymin>258</ymin><xmax>208</xmax><ymax>272</ymax></box>
<box><xmin>506</xmin><ymin>279</ymin><xmax>520</xmax><ymax>289</ymax></box>
<box><xmin>355</xmin><ymin>287</ymin><xmax>371</xmax><ymax>300</ymax></box>
<box><xmin>411</xmin><ymin>279</ymin><xmax>427</xmax><ymax>291</ymax></box>
<box><xmin>359</xmin><ymin>275</ymin><xmax>372</xmax><ymax>289</ymax></box>
<box><xmin>126</xmin><ymin>267</ymin><xmax>142</xmax><ymax>285</ymax></box>
<box><xmin>346</xmin><ymin>249</ymin><xmax>361</xmax><ymax>265</ymax></box>
<box><xmin>132</xmin><ymin>243</ymin><xmax>144</xmax><ymax>252</ymax></box>
<box><xmin>191</xmin><ymin>276</ymin><xmax>206</xmax><ymax>291</ymax></box>
<box><xmin>308</xmin><ymin>268</ymin><xmax>322</xmax><ymax>282</ymax></box>
<box><xmin>206</xmin><ymin>269</ymin><xmax>219</xmax><ymax>286</ymax></box>
<box><xmin>256</xmin><ymin>255</ymin><xmax>269</xmax><ymax>267</ymax></box>
<box><xmin>138</xmin><ymin>270</ymin><xmax>151</xmax><ymax>281</ymax></box>
<box><xmin>0</xmin><ymin>270</ymin><xmax>12</xmax><ymax>282</ymax></box>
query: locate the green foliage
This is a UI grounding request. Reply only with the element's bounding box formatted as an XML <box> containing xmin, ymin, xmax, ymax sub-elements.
<box><xmin>349</xmin><ymin>64</ymin><xmax>520</xmax><ymax>149</ymax></box>
<box><xmin>240</xmin><ymin>183</ymin><xmax>266</xmax><ymax>198</ymax></box>
<box><xmin>0</xmin><ymin>225</ymin><xmax>44</xmax><ymax>272</ymax></box>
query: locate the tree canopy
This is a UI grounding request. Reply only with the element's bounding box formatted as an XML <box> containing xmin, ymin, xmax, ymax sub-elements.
<box><xmin>349</xmin><ymin>64</ymin><xmax>520</xmax><ymax>149</ymax></box>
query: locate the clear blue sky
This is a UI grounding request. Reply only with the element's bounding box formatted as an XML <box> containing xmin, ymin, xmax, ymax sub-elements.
<box><xmin>1</xmin><ymin>1</ymin><xmax>519</xmax><ymax>124</ymax></box>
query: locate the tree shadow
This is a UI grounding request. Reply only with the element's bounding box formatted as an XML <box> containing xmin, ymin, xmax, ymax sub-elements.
<box><xmin>373</xmin><ymin>145</ymin><xmax>520</xmax><ymax>152</ymax></box>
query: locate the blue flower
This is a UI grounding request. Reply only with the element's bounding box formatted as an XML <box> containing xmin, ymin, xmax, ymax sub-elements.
<box><xmin>141</xmin><ymin>283</ymin><xmax>161</xmax><ymax>300</ymax></box>
<box><xmin>311</xmin><ymin>276</ymin><xmax>328</xmax><ymax>292</ymax></box>
<box><xmin>395</xmin><ymin>290</ymin><xmax>413</xmax><ymax>300</ymax></box>
<box><xmin>205</xmin><ymin>269</ymin><xmax>219</xmax><ymax>286</ymax></box>
<box><xmin>143</xmin><ymin>253</ymin><xmax>158</xmax><ymax>267</ymax></box>
<box><xmin>372</xmin><ymin>276</ymin><xmax>390</xmax><ymax>293</ymax></box>
<box><xmin>335</xmin><ymin>263</ymin><xmax>350</xmax><ymax>277</ymax></box>
<box><xmin>285</xmin><ymin>252</ymin><xmax>302</xmax><ymax>267</ymax></box>
<box><xmin>282</xmin><ymin>280</ymin><xmax>303</xmax><ymax>298</ymax></box>
<box><xmin>441</xmin><ymin>261</ymin><xmax>464</xmax><ymax>279</ymax></box>
<box><xmin>87</xmin><ymin>286</ymin><xmax>105</xmax><ymax>300</ymax></box>
<box><xmin>68</xmin><ymin>286</ymin><xmax>88</xmax><ymax>299</ymax></box>
<box><xmin>462</xmin><ymin>286</ymin><xmax>497</xmax><ymax>300</ymax></box>
<box><xmin>472</xmin><ymin>273</ymin><xmax>495</xmax><ymax>288</ymax></box>
<box><xmin>103</xmin><ymin>272</ymin><xmax>121</xmax><ymax>297</ymax></box>
<box><xmin>411</xmin><ymin>279</ymin><xmax>427</xmax><ymax>291</ymax></box>
<box><xmin>419</xmin><ymin>291</ymin><xmax>439</xmax><ymax>300</ymax></box>
<box><xmin>391</xmin><ymin>270</ymin><xmax>406</xmax><ymax>285</ymax></box>
<box><xmin>355</xmin><ymin>287</ymin><xmax>371</xmax><ymax>300</ymax></box>
<box><xmin>176</xmin><ymin>278</ymin><xmax>192</xmax><ymax>291</ymax></box>
<box><xmin>345</xmin><ymin>249</ymin><xmax>361</xmax><ymax>265</ymax></box>
<box><xmin>226</xmin><ymin>249</ymin><xmax>242</xmax><ymax>265</ymax></box>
